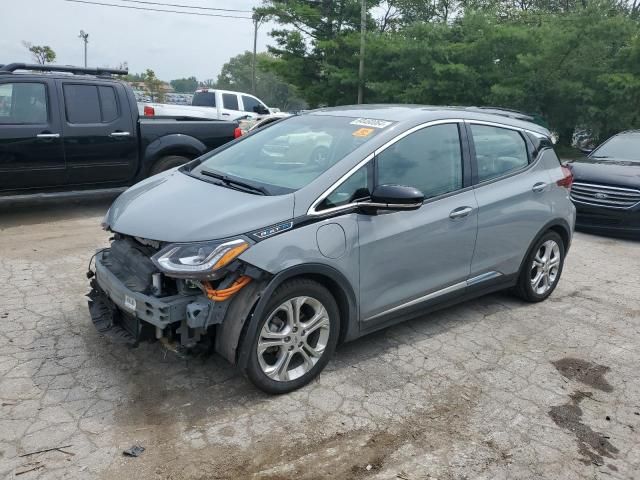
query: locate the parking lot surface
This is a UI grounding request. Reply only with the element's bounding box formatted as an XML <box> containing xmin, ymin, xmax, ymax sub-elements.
<box><xmin>1</xmin><ymin>194</ymin><xmax>639</xmax><ymax>480</ymax></box>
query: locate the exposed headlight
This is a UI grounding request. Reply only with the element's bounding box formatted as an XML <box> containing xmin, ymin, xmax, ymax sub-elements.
<box><xmin>151</xmin><ymin>238</ymin><xmax>250</xmax><ymax>278</ymax></box>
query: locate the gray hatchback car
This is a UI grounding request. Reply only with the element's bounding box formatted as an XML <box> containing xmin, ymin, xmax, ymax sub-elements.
<box><xmin>90</xmin><ymin>105</ymin><xmax>576</xmax><ymax>393</ymax></box>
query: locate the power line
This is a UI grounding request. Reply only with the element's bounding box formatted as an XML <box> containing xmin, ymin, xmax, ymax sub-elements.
<box><xmin>116</xmin><ymin>0</ymin><xmax>252</xmax><ymax>14</ymax></box>
<box><xmin>63</xmin><ymin>0</ymin><xmax>253</xmax><ymax>19</ymax></box>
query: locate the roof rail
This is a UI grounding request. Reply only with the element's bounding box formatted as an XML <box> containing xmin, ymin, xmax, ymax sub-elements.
<box><xmin>0</xmin><ymin>63</ymin><xmax>128</xmax><ymax>76</ymax></box>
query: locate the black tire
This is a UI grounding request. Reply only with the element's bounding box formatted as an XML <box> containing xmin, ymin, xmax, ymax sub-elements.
<box><xmin>513</xmin><ymin>230</ymin><xmax>565</xmax><ymax>302</ymax></box>
<box><xmin>244</xmin><ymin>278</ymin><xmax>340</xmax><ymax>394</ymax></box>
<box><xmin>149</xmin><ymin>155</ymin><xmax>190</xmax><ymax>176</ymax></box>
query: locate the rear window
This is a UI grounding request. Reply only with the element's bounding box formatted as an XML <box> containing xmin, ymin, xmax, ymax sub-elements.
<box><xmin>222</xmin><ymin>93</ymin><xmax>239</xmax><ymax>110</ymax></box>
<box><xmin>192</xmin><ymin>91</ymin><xmax>215</xmax><ymax>107</ymax></box>
<box><xmin>63</xmin><ymin>84</ymin><xmax>120</xmax><ymax>124</ymax></box>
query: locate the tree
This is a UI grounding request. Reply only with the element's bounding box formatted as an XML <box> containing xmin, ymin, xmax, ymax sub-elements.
<box><xmin>170</xmin><ymin>77</ymin><xmax>199</xmax><ymax>93</ymax></box>
<box><xmin>200</xmin><ymin>79</ymin><xmax>216</xmax><ymax>88</ymax></box>
<box><xmin>216</xmin><ymin>51</ymin><xmax>307</xmax><ymax>111</ymax></box>
<box><xmin>142</xmin><ymin>69</ymin><xmax>165</xmax><ymax>102</ymax></box>
<box><xmin>22</xmin><ymin>42</ymin><xmax>56</xmax><ymax>64</ymax></box>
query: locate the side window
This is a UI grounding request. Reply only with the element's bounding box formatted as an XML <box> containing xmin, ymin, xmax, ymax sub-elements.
<box><xmin>470</xmin><ymin>124</ymin><xmax>529</xmax><ymax>182</ymax></box>
<box><xmin>242</xmin><ymin>95</ymin><xmax>261</xmax><ymax>113</ymax></box>
<box><xmin>376</xmin><ymin>123</ymin><xmax>463</xmax><ymax>199</ymax></box>
<box><xmin>0</xmin><ymin>82</ymin><xmax>48</xmax><ymax>124</ymax></box>
<box><xmin>222</xmin><ymin>93</ymin><xmax>239</xmax><ymax>110</ymax></box>
<box><xmin>318</xmin><ymin>165</ymin><xmax>370</xmax><ymax>210</ymax></box>
<box><xmin>98</xmin><ymin>86</ymin><xmax>119</xmax><ymax>123</ymax></box>
<box><xmin>64</xmin><ymin>84</ymin><xmax>101</xmax><ymax>124</ymax></box>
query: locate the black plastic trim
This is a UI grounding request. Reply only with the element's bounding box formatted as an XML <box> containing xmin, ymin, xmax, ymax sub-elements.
<box><xmin>235</xmin><ymin>263</ymin><xmax>358</xmax><ymax>369</ymax></box>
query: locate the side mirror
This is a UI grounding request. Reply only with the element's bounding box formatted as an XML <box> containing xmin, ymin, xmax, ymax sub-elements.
<box><xmin>253</xmin><ymin>105</ymin><xmax>269</xmax><ymax>115</ymax></box>
<box><xmin>579</xmin><ymin>147</ymin><xmax>593</xmax><ymax>155</ymax></box>
<box><xmin>365</xmin><ymin>184</ymin><xmax>424</xmax><ymax>211</ymax></box>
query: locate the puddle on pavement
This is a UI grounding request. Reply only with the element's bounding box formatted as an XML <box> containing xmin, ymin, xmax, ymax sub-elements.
<box><xmin>552</xmin><ymin>357</ymin><xmax>613</xmax><ymax>392</ymax></box>
<box><xmin>550</xmin><ymin>358</ymin><xmax>618</xmax><ymax>468</ymax></box>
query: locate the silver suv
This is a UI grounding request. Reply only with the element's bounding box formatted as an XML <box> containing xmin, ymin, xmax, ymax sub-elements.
<box><xmin>90</xmin><ymin>105</ymin><xmax>576</xmax><ymax>393</ymax></box>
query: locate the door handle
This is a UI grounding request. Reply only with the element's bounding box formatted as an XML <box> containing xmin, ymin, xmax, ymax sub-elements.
<box><xmin>36</xmin><ymin>133</ymin><xmax>60</xmax><ymax>139</ymax></box>
<box><xmin>532</xmin><ymin>182</ymin><xmax>547</xmax><ymax>193</ymax></box>
<box><xmin>109</xmin><ymin>131</ymin><xmax>131</xmax><ymax>137</ymax></box>
<box><xmin>449</xmin><ymin>206</ymin><xmax>473</xmax><ymax>219</ymax></box>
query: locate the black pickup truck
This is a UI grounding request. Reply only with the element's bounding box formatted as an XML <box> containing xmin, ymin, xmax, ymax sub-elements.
<box><xmin>0</xmin><ymin>63</ymin><xmax>239</xmax><ymax>195</ymax></box>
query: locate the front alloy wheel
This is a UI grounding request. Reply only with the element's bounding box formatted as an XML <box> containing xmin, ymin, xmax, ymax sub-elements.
<box><xmin>257</xmin><ymin>296</ymin><xmax>330</xmax><ymax>382</ymax></box>
<box><xmin>245</xmin><ymin>279</ymin><xmax>340</xmax><ymax>393</ymax></box>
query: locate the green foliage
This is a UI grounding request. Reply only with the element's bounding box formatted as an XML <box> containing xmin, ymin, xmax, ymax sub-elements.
<box><xmin>170</xmin><ymin>77</ymin><xmax>199</xmax><ymax>93</ymax></box>
<box><xmin>142</xmin><ymin>69</ymin><xmax>165</xmax><ymax>102</ymax></box>
<box><xmin>259</xmin><ymin>0</ymin><xmax>640</xmax><ymax>143</ymax></box>
<box><xmin>22</xmin><ymin>42</ymin><xmax>56</xmax><ymax>65</ymax></box>
<box><xmin>215</xmin><ymin>51</ymin><xmax>307</xmax><ymax>111</ymax></box>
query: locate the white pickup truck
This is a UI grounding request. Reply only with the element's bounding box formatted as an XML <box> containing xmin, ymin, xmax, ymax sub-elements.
<box><xmin>139</xmin><ymin>88</ymin><xmax>277</xmax><ymax>120</ymax></box>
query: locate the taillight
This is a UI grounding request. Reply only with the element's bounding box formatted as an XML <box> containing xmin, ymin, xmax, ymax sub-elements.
<box><xmin>233</xmin><ymin>127</ymin><xmax>243</xmax><ymax>139</ymax></box>
<box><xmin>143</xmin><ymin>105</ymin><xmax>155</xmax><ymax>116</ymax></box>
<box><xmin>557</xmin><ymin>165</ymin><xmax>573</xmax><ymax>189</ymax></box>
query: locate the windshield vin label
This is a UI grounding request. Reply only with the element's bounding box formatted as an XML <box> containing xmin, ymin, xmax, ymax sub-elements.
<box><xmin>350</xmin><ymin>118</ymin><xmax>392</xmax><ymax>129</ymax></box>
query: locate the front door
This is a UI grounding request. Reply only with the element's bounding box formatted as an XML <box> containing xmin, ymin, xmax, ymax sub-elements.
<box><xmin>358</xmin><ymin>122</ymin><xmax>478</xmax><ymax>325</ymax></box>
<box><xmin>58</xmin><ymin>81</ymin><xmax>137</xmax><ymax>186</ymax></box>
<box><xmin>0</xmin><ymin>79</ymin><xmax>66</xmax><ymax>192</ymax></box>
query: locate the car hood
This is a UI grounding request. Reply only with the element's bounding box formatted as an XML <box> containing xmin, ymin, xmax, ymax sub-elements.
<box><xmin>569</xmin><ymin>157</ymin><xmax>640</xmax><ymax>189</ymax></box>
<box><xmin>104</xmin><ymin>169</ymin><xmax>295</xmax><ymax>242</ymax></box>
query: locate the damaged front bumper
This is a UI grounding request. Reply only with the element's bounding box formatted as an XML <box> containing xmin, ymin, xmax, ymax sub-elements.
<box><xmin>88</xmin><ymin>238</ymin><xmax>265</xmax><ymax>350</ymax></box>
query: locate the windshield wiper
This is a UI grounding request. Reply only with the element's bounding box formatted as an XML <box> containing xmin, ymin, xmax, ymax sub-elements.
<box><xmin>200</xmin><ymin>169</ymin><xmax>268</xmax><ymax>195</ymax></box>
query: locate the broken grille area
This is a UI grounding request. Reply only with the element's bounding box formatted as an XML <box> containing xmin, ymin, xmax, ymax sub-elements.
<box><xmin>571</xmin><ymin>182</ymin><xmax>640</xmax><ymax>209</ymax></box>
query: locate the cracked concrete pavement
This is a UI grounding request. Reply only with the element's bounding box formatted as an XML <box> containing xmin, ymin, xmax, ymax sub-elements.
<box><xmin>0</xmin><ymin>193</ymin><xmax>639</xmax><ymax>479</ymax></box>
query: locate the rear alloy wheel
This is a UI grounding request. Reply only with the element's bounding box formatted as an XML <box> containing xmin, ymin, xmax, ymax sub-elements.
<box><xmin>245</xmin><ymin>279</ymin><xmax>339</xmax><ymax>393</ymax></box>
<box><xmin>530</xmin><ymin>239</ymin><xmax>561</xmax><ymax>295</ymax></box>
<box><xmin>514</xmin><ymin>231</ymin><xmax>565</xmax><ymax>302</ymax></box>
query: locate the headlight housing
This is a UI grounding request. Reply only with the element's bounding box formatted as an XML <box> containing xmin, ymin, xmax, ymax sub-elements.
<box><xmin>151</xmin><ymin>238</ymin><xmax>250</xmax><ymax>279</ymax></box>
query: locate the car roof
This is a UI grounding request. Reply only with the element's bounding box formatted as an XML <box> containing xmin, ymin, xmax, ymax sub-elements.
<box><xmin>309</xmin><ymin>104</ymin><xmax>551</xmax><ymax>136</ymax></box>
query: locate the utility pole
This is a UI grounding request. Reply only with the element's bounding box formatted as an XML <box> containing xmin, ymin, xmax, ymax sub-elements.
<box><xmin>357</xmin><ymin>0</ymin><xmax>366</xmax><ymax>104</ymax></box>
<box><xmin>79</xmin><ymin>30</ymin><xmax>89</xmax><ymax>68</ymax></box>
<box><xmin>252</xmin><ymin>13</ymin><xmax>261</xmax><ymax>95</ymax></box>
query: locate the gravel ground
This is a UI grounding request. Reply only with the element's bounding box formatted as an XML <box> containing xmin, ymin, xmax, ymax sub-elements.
<box><xmin>0</xmin><ymin>193</ymin><xmax>638</xmax><ymax>480</ymax></box>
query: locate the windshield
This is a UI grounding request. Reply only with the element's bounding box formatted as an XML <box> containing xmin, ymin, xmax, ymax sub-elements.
<box><xmin>591</xmin><ymin>133</ymin><xmax>640</xmax><ymax>162</ymax></box>
<box><xmin>190</xmin><ymin>115</ymin><xmax>392</xmax><ymax>194</ymax></box>
<box><xmin>192</xmin><ymin>91</ymin><xmax>215</xmax><ymax>107</ymax></box>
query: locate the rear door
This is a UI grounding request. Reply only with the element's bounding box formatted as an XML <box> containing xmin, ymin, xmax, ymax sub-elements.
<box><xmin>58</xmin><ymin>80</ymin><xmax>137</xmax><ymax>185</ymax></box>
<box><xmin>468</xmin><ymin>121</ymin><xmax>553</xmax><ymax>278</ymax></box>
<box><xmin>357</xmin><ymin>121</ymin><xmax>478</xmax><ymax>326</ymax></box>
<box><xmin>0</xmin><ymin>78</ymin><xmax>66</xmax><ymax>191</ymax></box>
<box><xmin>220</xmin><ymin>92</ymin><xmax>244</xmax><ymax>120</ymax></box>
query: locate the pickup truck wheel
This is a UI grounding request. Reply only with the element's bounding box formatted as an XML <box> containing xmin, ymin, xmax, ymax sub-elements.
<box><xmin>150</xmin><ymin>155</ymin><xmax>191</xmax><ymax>176</ymax></box>
<box><xmin>244</xmin><ymin>279</ymin><xmax>340</xmax><ymax>394</ymax></box>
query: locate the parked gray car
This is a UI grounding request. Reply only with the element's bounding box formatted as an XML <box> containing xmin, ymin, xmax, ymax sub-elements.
<box><xmin>89</xmin><ymin>105</ymin><xmax>576</xmax><ymax>393</ymax></box>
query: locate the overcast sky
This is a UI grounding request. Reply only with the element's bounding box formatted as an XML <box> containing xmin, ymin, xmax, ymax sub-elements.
<box><xmin>2</xmin><ymin>0</ymin><xmax>276</xmax><ymax>81</ymax></box>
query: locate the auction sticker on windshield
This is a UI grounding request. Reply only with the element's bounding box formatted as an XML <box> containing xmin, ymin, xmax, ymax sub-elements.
<box><xmin>352</xmin><ymin>127</ymin><xmax>375</xmax><ymax>137</ymax></box>
<box><xmin>350</xmin><ymin>118</ymin><xmax>392</xmax><ymax>129</ymax></box>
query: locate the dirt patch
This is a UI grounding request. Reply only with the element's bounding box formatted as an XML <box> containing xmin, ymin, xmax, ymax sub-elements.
<box><xmin>552</xmin><ymin>357</ymin><xmax>613</xmax><ymax>392</ymax></box>
<box><xmin>549</xmin><ymin>391</ymin><xmax>618</xmax><ymax>466</ymax></box>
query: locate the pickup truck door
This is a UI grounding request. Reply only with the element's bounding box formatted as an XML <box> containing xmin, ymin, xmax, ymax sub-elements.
<box><xmin>0</xmin><ymin>78</ymin><xmax>66</xmax><ymax>192</ymax></box>
<box><xmin>58</xmin><ymin>80</ymin><xmax>137</xmax><ymax>185</ymax></box>
<box><xmin>220</xmin><ymin>92</ymin><xmax>247</xmax><ymax>120</ymax></box>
